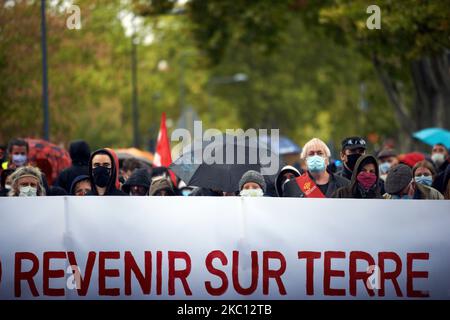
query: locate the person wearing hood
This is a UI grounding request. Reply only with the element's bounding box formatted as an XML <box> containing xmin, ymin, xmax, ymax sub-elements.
<box><xmin>87</xmin><ymin>148</ymin><xmax>127</xmax><ymax>196</ymax></box>
<box><xmin>333</xmin><ymin>155</ymin><xmax>382</xmax><ymax>199</ymax></box>
<box><xmin>283</xmin><ymin>138</ymin><xmax>350</xmax><ymax>198</ymax></box>
<box><xmin>442</xmin><ymin>165</ymin><xmax>450</xmax><ymax>199</ymax></box>
<box><xmin>337</xmin><ymin>137</ymin><xmax>367</xmax><ymax>181</ymax></box>
<box><xmin>55</xmin><ymin>140</ymin><xmax>90</xmax><ymax>193</ymax></box>
<box><xmin>149</xmin><ymin>176</ymin><xmax>175</xmax><ymax>196</ymax></box>
<box><xmin>275</xmin><ymin>165</ymin><xmax>301</xmax><ymax>197</ymax></box>
<box><xmin>431</xmin><ymin>144</ymin><xmax>450</xmax><ymax>194</ymax></box>
<box><xmin>70</xmin><ymin>175</ymin><xmax>91</xmax><ymax>196</ymax></box>
<box><xmin>122</xmin><ymin>168</ymin><xmax>151</xmax><ymax>196</ymax></box>
<box><xmin>239</xmin><ymin>170</ymin><xmax>266</xmax><ymax>197</ymax></box>
<box><xmin>384</xmin><ymin>164</ymin><xmax>444</xmax><ymax>200</ymax></box>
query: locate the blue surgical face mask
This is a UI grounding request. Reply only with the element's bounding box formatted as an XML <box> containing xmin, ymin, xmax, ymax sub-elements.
<box><xmin>414</xmin><ymin>175</ymin><xmax>432</xmax><ymax>186</ymax></box>
<box><xmin>181</xmin><ymin>189</ymin><xmax>192</xmax><ymax>196</ymax></box>
<box><xmin>306</xmin><ymin>155</ymin><xmax>326</xmax><ymax>173</ymax></box>
<box><xmin>379</xmin><ymin>162</ymin><xmax>391</xmax><ymax>174</ymax></box>
<box><xmin>391</xmin><ymin>194</ymin><xmax>412</xmax><ymax>200</ymax></box>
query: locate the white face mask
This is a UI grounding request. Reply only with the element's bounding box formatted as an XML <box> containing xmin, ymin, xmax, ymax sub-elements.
<box><xmin>240</xmin><ymin>188</ymin><xmax>264</xmax><ymax>197</ymax></box>
<box><xmin>12</xmin><ymin>154</ymin><xmax>27</xmax><ymax>166</ymax></box>
<box><xmin>5</xmin><ymin>184</ymin><xmax>11</xmax><ymax>190</ymax></box>
<box><xmin>19</xmin><ymin>186</ymin><xmax>37</xmax><ymax>197</ymax></box>
<box><xmin>431</xmin><ymin>153</ymin><xmax>445</xmax><ymax>166</ymax></box>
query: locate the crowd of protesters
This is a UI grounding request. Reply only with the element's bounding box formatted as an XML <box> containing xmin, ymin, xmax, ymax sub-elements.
<box><xmin>0</xmin><ymin>135</ymin><xmax>449</xmax><ymax>200</ymax></box>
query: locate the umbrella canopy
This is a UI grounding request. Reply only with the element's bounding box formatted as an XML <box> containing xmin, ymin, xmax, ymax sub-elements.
<box><xmin>24</xmin><ymin>138</ymin><xmax>71</xmax><ymax>185</ymax></box>
<box><xmin>259</xmin><ymin>135</ymin><xmax>301</xmax><ymax>155</ymax></box>
<box><xmin>115</xmin><ymin>148</ymin><xmax>153</xmax><ymax>166</ymax></box>
<box><xmin>413</xmin><ymin>128</ymin><xmax>450</xmax><ymax>149</ymax></box>
<box><xmin>170</xmin><ymin>134</ymin><xmax>281</xmax><ymax>192</ymax></box>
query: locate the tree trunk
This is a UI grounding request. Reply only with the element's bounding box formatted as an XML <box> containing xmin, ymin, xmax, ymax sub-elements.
<box><xmin>411</xmin><ymin>52</ymin><xmax>450</xmax><ymax>129</ymax></box>
<box><xmin>372</xmin><ymin>51</ymin><xmax>450</xmax><ymax>152</ymax></box>
<box><xmin>372</xmin><ymin>54</ymin><xmax>414</xmax><ymax>152</ymax></box>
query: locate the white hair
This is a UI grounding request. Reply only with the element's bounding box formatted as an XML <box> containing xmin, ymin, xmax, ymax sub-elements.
<box><xmin>300</xmin><ymin>138</ymin><xmax>331</xmax><ymax>159</ymax></box>
<box><xmin>8</xmin><ymin>166</ymin><xmax>46</xmax><ymax>196</ymax></box>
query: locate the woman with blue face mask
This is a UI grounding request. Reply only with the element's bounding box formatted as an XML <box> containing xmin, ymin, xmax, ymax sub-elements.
<box><xmin>384</xmin><ymin>163</ymin><xmax>444</xmax><ymax>200</ymax></box>
<box><xmin>295</xmin><ymin>138</ymin><xmax>350</xmax><ymax>197</ymax></box>
<box><xmin>412</xmin><ymin>160</ymin><xmax>436</xmax><ymax>187</ymax></box>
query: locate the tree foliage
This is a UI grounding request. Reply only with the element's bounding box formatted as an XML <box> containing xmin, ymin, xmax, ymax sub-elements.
<box><xmin>1</xmin><ymin>0</ymin><xmax>448</xmax><ymax>154</ymax></box>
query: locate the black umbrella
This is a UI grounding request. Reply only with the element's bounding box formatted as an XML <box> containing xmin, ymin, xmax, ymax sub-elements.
<box><xmin>170</xmin><ymin>134</ymin><xmax>281</xmax><ymax>193</ymax></box>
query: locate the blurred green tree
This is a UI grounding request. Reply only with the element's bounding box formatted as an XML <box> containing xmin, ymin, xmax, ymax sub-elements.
<box><xmin>2</xmin><ymin>0</ymin><xmax>448</xmax><ymax>155</ymax></box>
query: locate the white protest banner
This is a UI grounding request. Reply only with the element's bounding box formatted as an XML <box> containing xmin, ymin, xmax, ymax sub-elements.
<box><xmin>0</xmin><ymin>197</ymin><xmax>449</xmax><ymax>300</ymax></box>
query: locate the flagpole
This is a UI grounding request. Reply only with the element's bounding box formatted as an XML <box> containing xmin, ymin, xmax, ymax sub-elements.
<box><xmin>131</xmin><ymin>16</ymin><xmax>140</xmax><ymax>148</ymax></box>
<box><xmin>40</xmin><ymin>0</ymin><xmax>50</xmax><ymax>141</ymax></box>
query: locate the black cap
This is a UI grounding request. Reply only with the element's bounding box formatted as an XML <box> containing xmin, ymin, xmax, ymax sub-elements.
<box><xmin>341</xmin><ymin>136</ymin><xmax>367</xmax><ymax>151</ymax></box>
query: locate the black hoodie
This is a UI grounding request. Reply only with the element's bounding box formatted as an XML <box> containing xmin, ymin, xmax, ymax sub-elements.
<box><xmin>333</xmin><ymin>154</ymin><xmax>382</xmax><ymax>198</ymax></box>
<box><xmin>337</xmin><ymin>164</ymin><xmax>353</xmax><ymax>181</ymax></box>
<box><xmin>54</xmin><ymin>140</ymin><xmax>90</xmax><ymax>192</ymax></box>
<box><xmin>432</xmin><ymin>160</ymin><xmax>450</xmax><ymax>193</ymax></box>
<box><xmin>69</xmin><ymin>174</ymin><xmax>90</xmax><ymax>195</ymax></box>
<box><xmin>87</xmin><ymin>148</ymin><xmax>127</xmax><ymax>196</ymax></box>
<box><xmin>432</xmin><ymin>161</ymin><xmax>450</xmax><ymax>194</ymax></box>
<box><xmin>122</xmin><ymin>168</ymin><xmax>151</xmax><ymax>194</ymax></box>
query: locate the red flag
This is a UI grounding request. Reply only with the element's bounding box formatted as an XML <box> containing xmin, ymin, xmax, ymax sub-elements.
<box><xmin>295</xmin><ymin>174</ymin><xmax>325</xmax><ymax>198</ymax></box>
<box><xmin>153</xmin><ymin>112</ymin><xmax>177</xmax><ymax>185</ymax></box>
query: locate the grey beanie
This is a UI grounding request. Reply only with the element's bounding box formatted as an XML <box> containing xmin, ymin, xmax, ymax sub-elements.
<box><xmin>239</xmin><ymin>170</ymin><xmax>266</xmax><ymax>192</ymax></box>
<box><xmin>385</xmin><ymin>164</ymin><xmax>413</xmax><ymax>194</ymax></box>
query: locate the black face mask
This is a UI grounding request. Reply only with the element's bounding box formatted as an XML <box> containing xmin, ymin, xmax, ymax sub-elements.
<box><xmin>92</xmin><ymin>166</ymin><xmax>111</xmax><ymax>188</ymax></box>
<box><xmin>346</xmin><ymin>153</ymin><xmax>361</xmax><ymax>171</ymax></box>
